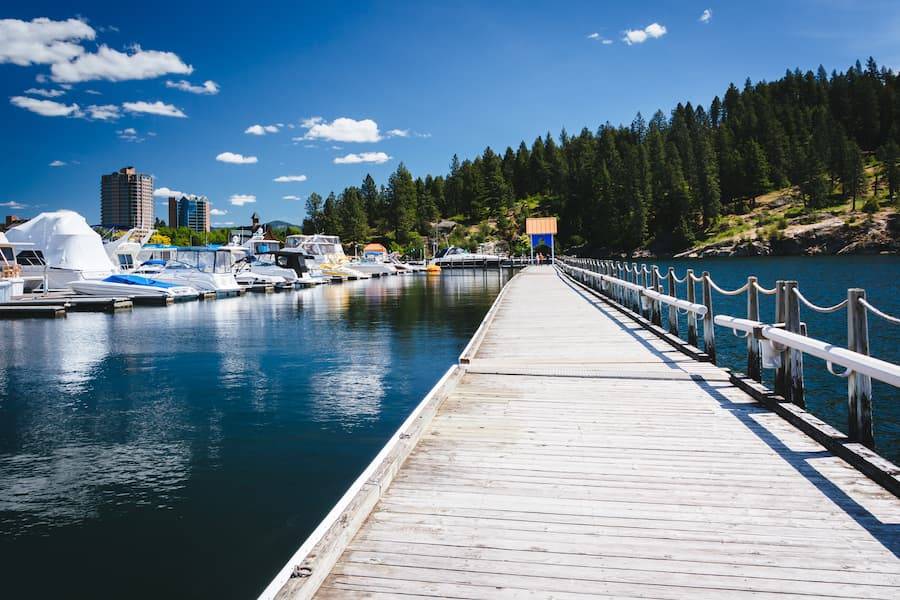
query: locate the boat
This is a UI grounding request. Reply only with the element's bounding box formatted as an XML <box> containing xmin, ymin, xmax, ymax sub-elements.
<box><xmin>69</xmin><ymin>274</ymin><xmax>199</xmax><ymax>299</ymax></box>
<box><xmin>104</xmin><ymin>228</ymin><xmax>154</xmax><ymax>272</ymax></box>
<box><xmin>348</xmin><ymin>243</ymin><xmax>398</xmax><ymax>277</ymax></box>
<box><xmin>132</xmin><ymin>247</ymin><xmax>241</xmax><ymax>295</ymax></box>
<box><xmin>224</xmin><ymin>230</ymin><xmax>299</xmax><ymax>284</ymax></box>
<box><xmin>433</xmin><ymin>246</ymin><xmax>502</xmax><ymax>267</ymax></box>
<box><xmin>0</xmin><ymin>232</ymin><xmax>27</xmax><ymax>301</ymax></box>
<box><xmin>6</xmin><ymin>210</ymin><xmax>117</xmax><ymax>291</ymax></box>
<box><xmin>270</xmin><ymin>249</ymin><xmax>328</xmax><ymax>285</ymax></box>
<box><xmin>285</xmin><ymin>234</ymin><xmax>370</xmax><ymax>280</ymax></box>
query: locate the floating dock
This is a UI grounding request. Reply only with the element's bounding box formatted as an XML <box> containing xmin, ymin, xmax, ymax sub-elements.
<box><xmin>263</xmin><ymin>264</ymin><xmax>900</xmax><ymax>600</ymax></box>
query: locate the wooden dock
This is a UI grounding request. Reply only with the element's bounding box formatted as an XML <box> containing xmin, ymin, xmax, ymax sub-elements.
<box><xmin>264</xmin><ymin>265</ymin><xmax>900</xmax><ymax>600</ymax></box>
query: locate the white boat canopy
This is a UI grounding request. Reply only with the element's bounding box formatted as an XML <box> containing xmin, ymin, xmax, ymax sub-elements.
<box><xmin>6</xmin><ymin>210</ymin><xmax>117</xmax><ymax>272</ymax></box>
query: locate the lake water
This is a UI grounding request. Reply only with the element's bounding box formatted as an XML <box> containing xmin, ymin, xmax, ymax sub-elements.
<box><xmin>1</xmin><ymin>257</ymin><xmax>898</xmax><ymax>599</ymax></box>
<box><xmin>0</xmin><ymin>271</ymin><xmax>509</xmax><ymax>599</ymax></box>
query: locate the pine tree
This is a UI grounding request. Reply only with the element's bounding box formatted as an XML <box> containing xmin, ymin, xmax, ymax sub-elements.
<box><xmin>361</xmin><ymin>174</ymin><xmax>382</xmax><ymax>228</ymax></box>
<box><xmin>877</xmin><ymin>140</ymin><xmax>899</xmax><ymax>201</ymax></box>
<box><xmin>303</xmin><ymin>192</ymin><xmax>324</xmax><ymax>233</ymax></box>
<box><xmin>386</xmin><ymin>163</ymin><xmax>417</xmax><ymax>243</ymax></box>
<box><xmin>744</xmin><ymin>140</ymin><xmax>772</xmax><ymax>207</ymax></box>
<box><xmin>844</xmin><ymin>140</ymin><xmax>866</xmax><ymax>210</ymax></box>
<box><xmin>338</xmin><ymin>186</ymin><xmax>369</xmax><ymax>244</ymax></box>
<box><xmin>322</xmin><ymin>192</ymin><xmax>341</xmax><ymax>236</ymax></box>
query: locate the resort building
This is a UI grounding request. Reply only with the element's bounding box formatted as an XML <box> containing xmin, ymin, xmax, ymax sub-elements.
<box><xmin>100</xmin><ymin>166</ymin><xmax>154</xmax><ymax>230</ymax></box>
<box><xmin>167</xmin><ymin>195</ymin><xmax>211</xmax><ymax>232</ymax></box>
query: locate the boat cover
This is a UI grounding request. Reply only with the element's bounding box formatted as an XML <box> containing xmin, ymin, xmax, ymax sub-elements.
<box><xmin>103</xmin><ymin>274</ymin><xmax>176</xmax><ymax>288</ymax></box>
<box><xmin>6</xmin><ymin>211</ymin><xmax>117</xmax><ymax>273</ymax></box>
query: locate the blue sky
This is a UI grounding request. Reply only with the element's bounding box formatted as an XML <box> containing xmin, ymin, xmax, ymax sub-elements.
<box><xmin>3</xmin><ymin>0</ymin><xmax>900</xmax><ymax>227</ymax></box>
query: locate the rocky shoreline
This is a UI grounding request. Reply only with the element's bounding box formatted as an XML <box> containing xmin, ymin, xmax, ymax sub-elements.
<box><xmin>635</xmin><ymin>211</ymin><xmax>900</xmax><ymax>259</ymax></box>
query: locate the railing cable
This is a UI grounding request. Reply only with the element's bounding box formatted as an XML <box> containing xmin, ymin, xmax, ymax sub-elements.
<box><xmin>792</xmin><ymin>288</ymin><xmax>849</xmax><ymax>314</ymax></box>
<box><xmin>754</xmin><ymin>282</ymin><xmax>778</xmax><ymax>295</ymax></box>
<box><xmin>860</xmin><ymin>298</ymin><xmax>900</xmax><ymax>325</ymax></box>
<box><xmin>707</xmin><ymin>279</ymin><xmax>750</xmax><ymax>296</ymax></box>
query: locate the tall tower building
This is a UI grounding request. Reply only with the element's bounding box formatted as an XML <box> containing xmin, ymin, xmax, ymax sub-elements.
<box><xmin>100</xmin><ymin>166</ymin><xmax>154</xmax><ymax>229</ymax></box>
<box><xmin>168</xmin><ymin>195</ymin><xmax>211</xmax><ymax>232</ymax></box>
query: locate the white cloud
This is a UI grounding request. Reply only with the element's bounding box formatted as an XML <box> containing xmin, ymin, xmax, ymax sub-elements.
<box><xmin>117</xmin><ymin>127</ymin><xmax>140</xmax><ymax>142</ymax></box>
<box><xmin>0</xmin><ymin>17</ymin><xmax>95</xmax><ymax>66</ymax></box>
<box><xmin>210</xmin><ymin>208</ymin><xmax>228</xmax><ymax>216</ymax></box>
<box><xmin>123</xmin><ymin>100</ymin><xmax>186</xmax><ymax>118</ymax></box>
<box><xmin>213</xmin><ymin>221</ymin><xmax>235</xmax><ymax>227</ymax></box>
<box><xmin>333</xmin><ymin>151</ymin><xmax>392</xmax><ymax>165</ymax></box>
<box><xmin>387</xmin><ymin>128</ymin><xmax>409</xmax><ymax>138</ymax></box>
<box><xmin>273</xmin><ymin>174</ymin><xmax>307</xmax><ymax>183</ymax></box>
<box><xmin>299</xmin><ymin>116</ymin><xmax>381</xmax><ymax>142</ymax></box>
<box><xmin>85</xmin><ymin>104</ymin><xmax>120</xmax><ymax>120</ymax></box>
<box><xmin>85</xmin><ymin>89</ymin><xmax>101</xmax><ymax>95</ymax></box>
<box><xmin>165</xmin><ymin>79</ymin><xmax>219</xmax><ymax>94</ymax></box>
<box><xmin>602</xmin><ymin>39</ymin><xmax>613</xmax><ymax>45</ymax></box>
<box><xmin>623</xmin><ymin>22</ymin><xmax>667</xmax><ymax>45</ymax></box>
<box><xmin>50</xmin><ymin>44</ymin><xmax>193</xmax><ymax>83</ymax></box>
<box><xmin>282</xmin><ymin>195</ymin><xmax>301</xmax><ymax>201</ymax></box>
<box><xmin>10</xmin><ymin>95</ymin><xmax>79</xmax><ymax>117</ymax></box>
<box><xmin>245</xmin><ymin>124</ymin><xmax>279</xmax><ymax>135</ymax></box>
<box><xmin>216</xmin><ymin>152</ymin><xmax>257</xmax><ymax>164</ymax></box>
<box><xmin>49</xmin><ymin>160</ymin><xmax>66</xmax><ymax>167</ymax></box>
<box><xmin>25</xmin><ymin>87</ymin><xmax>65</xmax><ymax>98</ymax></box>
<box><xmin>229</xmin><ymin>194</ymin><xmax>256</xmax><ymax>206</ymax></box>
<box><xmin>153</xmin><ymin>186</ymin><xmax>183</xmax><ymax>197</ymax></box>
<box><xmin>587</xmin><ymin>32</ymin><xmax>600</xmax><ymax>39</ymax></box>
<box><xmin>700</xmin><ymin>9</ymin><xmax>712</xmax><ymax>24</ymax></box>
<box><xmin>0</xmin><ymin>201</ymin><xmax>27</xmax><ymax>209</ymax></box>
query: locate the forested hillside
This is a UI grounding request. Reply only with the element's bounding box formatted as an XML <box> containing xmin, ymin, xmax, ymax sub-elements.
<box><xmin>303</xmin><ymin>58</ymin><xmax>900</xmax><ymax>255</ymax></box>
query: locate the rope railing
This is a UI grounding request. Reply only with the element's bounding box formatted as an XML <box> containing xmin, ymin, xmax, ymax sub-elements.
<box><xmin>792</xmin><ymin>288</ymin><xmax>849</xmax><ymax>314</ymax></box>
<box><xmin>860</xmin><ymin>298</ymin><xmax>900</xmax><ymax>325</ymax></box>
<box><xmin>554</xmin><ymin>256</ymin><xmax>898</xmax><ymax>451</ymax></box>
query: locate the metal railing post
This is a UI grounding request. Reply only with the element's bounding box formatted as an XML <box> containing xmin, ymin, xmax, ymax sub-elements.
<box><xmin>783</xmin><ymin>281</ymin><xmax>805</xmax><ymax>407</ymax></box>
<box><xmin>847</xmin><ymin>289</ymin><xmax>874</xmax><ymax>448</ymax></box>
<box><xmin>702</xmin><ymin>271</ymin><xmax>716</xmax><ymax>364</ymax></box>
<box><xmin>667</xmin><ymin>267</ymin><xmax>678</xmax><ymax>336</ymax></box>
<box><xmin>746</xmin><ymin>276</ymin><xmax>761</xmax><ymax>382</ymax></box>
<box><xmin>686</xmin><ymin>269</ymin><xmax>698</xmax><ymax>346</ymax></box>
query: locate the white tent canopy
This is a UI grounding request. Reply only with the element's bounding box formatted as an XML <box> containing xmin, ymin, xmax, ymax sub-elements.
<box><xmin>6</xmin><ymin>210</ymin><xmax>117</xmax><ymax>273</ymax></box>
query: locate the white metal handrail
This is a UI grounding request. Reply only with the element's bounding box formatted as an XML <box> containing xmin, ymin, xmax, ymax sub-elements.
<box><xmin>714</xmin><ymin>314</ymin><xmax>900</xmax><ymax>389</ymax></box>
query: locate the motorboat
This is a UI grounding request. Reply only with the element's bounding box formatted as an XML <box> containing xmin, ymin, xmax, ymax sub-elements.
<box><xmin>0</xmin><ymin>232</ymin><xmax>27</xmax><ymax>301</ymax></box>
<box><xmin>69</xmin><ymin>274</ymin><xmax>199</xmax><ymax>299</ymax></box>
<box><xmin>223</xmin><ymin>230</ymin><xmax>297</xmax><ymax>285</ymax></box>
<box><xmin>132</xmin><ymin>247</ymin><xmax>241</xmax><ymax>295</ymax></box>
<box><xmin>104</xmin><ymin>228</ymin><xmax>154</xmax><ymax>272</ymax></box>
<box><xmin>270</xmin><ymin>249</ymin><xmax>328</xmax><ymax>285</ymax></box>
<box><xmin>285</xmin><ymin>233</ymin><xmax>370</xmax><ymax>280</ymax></box>
<box><xmin>6</xmin><ymin>210</ymin><xmax>117</xmax><ymax>291</ymax></box>
<box><xmin>433</xmin><ymin>246</ymin><xmax>502</xmax><ymax>267</ymax></box>
<box><xmin>348</xmin><ymin>243</ymin><xmax>398</xmax><ymax>277</ymax></box>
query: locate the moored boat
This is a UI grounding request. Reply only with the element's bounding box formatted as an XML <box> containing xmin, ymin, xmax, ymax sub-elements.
<box><xmin>69</xmin><ymin>274</ymin><xmax>199</xmax><ymax>299</ymax></box>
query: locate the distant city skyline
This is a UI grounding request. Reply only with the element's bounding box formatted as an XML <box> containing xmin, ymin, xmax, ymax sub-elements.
<box><xmin>3</xmin><ymin>1</ymin><xmax>900</xmax><ymax>226</ymax></box>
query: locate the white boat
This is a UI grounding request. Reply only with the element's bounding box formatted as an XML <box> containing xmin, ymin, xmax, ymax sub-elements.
<box><xmin>0</xmin><ymin>232</ymin><xmax>26</xmax><ymax>301</ymax></box>
<box><xmin>133</xmin><ymin>247</ymin><xmax>241</xmax><ymax>295</ymax></box>
<box><xmin>69</xmin><ymin>274</ymin><xmax>199</xmax><ymax>299</ymax></box>
<box><xmin>6</xmin><ymin>210</ymin><xmax>117</xmax><ymax>291</ymax></box>
<box><xmin>285</xmin><ymin>233</ymin><xmax>370</xmax><ymax>280</ymax></box>
<box><xmin>104</xmin><ymin>228</ymin><xmax>154</xmax><ymax>272</ymax></box>
<box><xmin>224</xmin><ymin>230</ymin><xmax>298</xmax><ymax>284</ymax></box>
<box><xmin>349</xmin><ymin>243</ymin><xmax>398</xmax><ymax>277</ymax></box>
<box><xmin>433</xmin><ymin>246</ymin><xmax>502</xmax><ymax>267</ymax></box>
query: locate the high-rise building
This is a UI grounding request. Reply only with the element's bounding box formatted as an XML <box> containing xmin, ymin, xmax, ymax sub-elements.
<box><xmin>100</xmin><ymin>166</ymin><xmax>154</xmax><ymax>229</ymax></box>
<box><xmin>167</xmin><ymin>194</ymin><xmax>210</xmax><ymax>232</ymax></box>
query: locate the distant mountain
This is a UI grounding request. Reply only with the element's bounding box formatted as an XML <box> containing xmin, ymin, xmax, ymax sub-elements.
<box><xmin>266</xmin><ymin>220</ymin><xmax>299</xmax><ymax>229</ymax></box>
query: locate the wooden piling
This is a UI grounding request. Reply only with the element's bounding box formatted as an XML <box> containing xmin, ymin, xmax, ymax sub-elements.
<box><xmin>847</xmin><ymin>288</ymin><xmax>874</xmax><ymax>449</ymax></box>
<box><xmin>702</xmin><ymin>271</ymin><xmax>716</xmax><ymax>364</ymax></box>
<box><xmin>774</xmin><ymin>280</ymin><xmax>786</xmax><ymax>397</ymax></box>
<box><xmin>650</xmin><ymin>267</ymin><xmax>661</xmax><ymax>326</ymax></box>
<box><xmin>746</xmin><ymin>276</ymin><xmax>761</xmax><ymax>382</ymax></box>
<box><xmin>667</xmin><ymin>267</ymin><xmax>678</xmax><ymax>336</ymax></box>
<box><xmin>685</xmin><ymin>269</ymin><xmax>698</xmax><ymax>347</ymax></box>
<box><xmin>783</xmin><ymin>281</ymin><xmax>805</xmax><ymax>408</ymax></box>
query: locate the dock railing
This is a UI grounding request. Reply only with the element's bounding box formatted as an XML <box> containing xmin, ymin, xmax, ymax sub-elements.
<box><xmin>556</xmin><ymin>257</ymin><xmax>900</xmax><ymax>451</ymax></box>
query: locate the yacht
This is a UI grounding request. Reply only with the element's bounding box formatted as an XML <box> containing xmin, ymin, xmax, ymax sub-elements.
<box><xmin>132</xmin><ymin>247</ymin><xmax>241</xmax><ymax>295</ymax></box>
<box><xmin>433</xmin><ymin>246</ymin><xmax>502</xmax><ymax>267</ymax></box>
<box><xmin>284</xmin><ymin>234</ymin><xmax>370</xmax><ymax>280</ymax></box>
<box><xmin>6</xmin><ymin>210</ymin><xmax>117</xmax><ymax>291</ymax></box>
<box><xmin>105</xmin><ymin>228</ymin><xmax>154</xmax><ymax>272</ymax></box>
<box><xmin>224</xmin><ymin>230</ymin><xmax>298</xmax><ymax>284</ymax></box>
<box><xmin>348</xmin><ymin>243</ymin><xmax>398</xmax><ymax>277</ymax></box>
<box><xmin>69</xmin><ymin>274</ymin><xmax>199</xmax><ymax>299</ymax></box>
<box><xmin>0</xmin><ymin>232</ymin><xmax>27</xmax><ymax>301</ymax></box>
